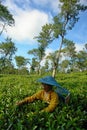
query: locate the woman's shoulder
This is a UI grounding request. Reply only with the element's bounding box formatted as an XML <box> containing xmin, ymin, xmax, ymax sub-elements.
<box><xmin>50</xmin><ymin>90</ymin><xmax>58</xmax><ymax>97</ymax></box>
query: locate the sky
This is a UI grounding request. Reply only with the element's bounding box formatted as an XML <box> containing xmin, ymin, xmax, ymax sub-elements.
<box><xmin>0</xmin><ymin>0</ymin><xmax>87</xmax><ymax>67</ymax></box>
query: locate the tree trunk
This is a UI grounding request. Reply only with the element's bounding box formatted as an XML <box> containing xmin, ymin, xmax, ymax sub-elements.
<box><xmin>52</xmin><ymin>36</ymin><xmax>64</xmax><ymax>77</ymax></box>
<box><xmin>0</xmin><ymin>23</ymin><xmax>6</xmax><ymax>35</ymax></box>
<box><xmin>52</xmin><ymin>67</ymin><xmax>56</xmax><ymax>78</ymax></box>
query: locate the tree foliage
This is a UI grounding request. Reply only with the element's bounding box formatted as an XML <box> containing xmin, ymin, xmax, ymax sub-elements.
<box><xmin>0</xmin><ymin>38</ymin><xmax>17</xmax><ymax>60</ymax></box>
<box><xmin>76</xmin><ymin>50</ymin><xmax>87</xmax><ymax>71</ymax></box>
<box><xmin>35</xmin><ymin>24</ymin><xmax>53</xmax><ymax>45</ymax></box>
<box><xmin>0</xmin><ymin>38</ymin><xmax>17</xmax><ymax>71</ymax></box>
<box><xmin>15</xmin><ymin>56</ymin><xmax>29</xmax><ymax>69</ymax></box>
<box><xmin>28</xmin><ymin>24</ymin><xmax>53</xmax><ymax>74</ymax></box>
<box><xmin>0</xmin><ymin>1</ymin><xmax>14</xmax><ymax>34</ymax></box>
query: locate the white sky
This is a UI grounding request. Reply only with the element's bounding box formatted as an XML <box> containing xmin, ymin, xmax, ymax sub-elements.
<box><xmin>2</xmin><ymin>0</ymin><xmax>59</xmax><ymax>42</ymax></box>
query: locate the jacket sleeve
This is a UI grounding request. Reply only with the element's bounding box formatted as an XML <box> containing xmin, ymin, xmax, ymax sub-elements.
<box><xmin>17</xmin><ymin>91</ymin><xmax>43</xmax><ymax>105</ymax></box>
<box><xmin>41</xmin><ymin>92</ymin><xmax>59</xmax><ymax>112</ymax></box>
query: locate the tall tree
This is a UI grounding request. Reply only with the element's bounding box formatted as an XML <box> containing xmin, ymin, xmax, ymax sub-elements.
<box><xmin>51</xmin><ymin>0</ymin><xmax>87</xmax><ymax>77</ymax></box>
<box><xmin>44</xmin><ymin>59</ymin><xmax>49</xmax><ymax>72</ymax></box>
<box><xmin>0</xmin><ymin>1</ymin><xmax>14</xmax><ymax>35</ymax></box>
<box><xmin>63</xmin><ymin>39</ymin><xmax>77</xmax><ymax>71</ymax></box>
<box><xmin>29</xmin><ymin>58</ymin><xmax>38</xmax><ymax>74</ymax></box>
<box><xmin>28</xmin><ymin>48</ymin><xmax>43</xmax><ymax>74</ymax></box>
<box><xmin>28</xmin><ymin>24</ymin><xmax>53</xmax><ymax>74</ymax></box>
<box><xmin>0</xmin><ymin>38</ymin><xmax>17</xmax><ymax>69</ymax></box>
<box><xmin>46</xmin><ymin>50</ymin><xmax>62</xmax><ymax>71</ymax></box>
<box><xmin>76</xmin><ymin>50</ymin><xmax>87</xmax><ymax>71</ymax></box>
<box><xmin>34</xmin><ymin>0</ymin><xmax>87</xmax><ymax>77</ymax></box>
<box><xmin>35</xmin><ymin>24</ymin><xmax>53</xmax><ymax>46</ymax></box>
<box><xmin>60</xmin><ymin>59</ymin><xmax>70</xmax><ymax>73</ymax></box>
<box><xmin>15</xmin><ymin>56</ymin><xmax>29</xmax><ymax>69</ymax></box>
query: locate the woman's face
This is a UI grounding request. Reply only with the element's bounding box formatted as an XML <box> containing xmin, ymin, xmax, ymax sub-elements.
<box><xmin>42</xmin><ymin>83</ymin><xmax>52</xmax><ymax>92</ymax></box>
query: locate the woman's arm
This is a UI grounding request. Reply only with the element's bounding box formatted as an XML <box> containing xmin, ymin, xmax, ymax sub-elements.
<box><xmin>16</xmin><ymin>90</ymin><xmax>43</xmax><ymax>106</ymax></box>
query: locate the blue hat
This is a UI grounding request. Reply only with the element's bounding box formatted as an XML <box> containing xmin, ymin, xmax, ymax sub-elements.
<box><xmin>37</xmin><ymin>76</ymin><xmax>60</xmax><ymax>87</ymax></box>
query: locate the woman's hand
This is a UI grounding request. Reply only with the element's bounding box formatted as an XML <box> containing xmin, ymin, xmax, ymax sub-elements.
<box><xmin>16</xmin><ymin>101</ymin><xmax>23</xmax><ymax>106</ymax></box>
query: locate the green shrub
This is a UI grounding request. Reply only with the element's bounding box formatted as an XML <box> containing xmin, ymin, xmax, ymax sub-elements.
<box><xmin>0</xmin><ymin>72</ymin><xmax>87</xmax><ymax>130</ymax></box>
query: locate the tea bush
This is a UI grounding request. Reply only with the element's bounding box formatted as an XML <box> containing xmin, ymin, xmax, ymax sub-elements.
<box><xmin>0</xmin><ymin>72</ymin><xmax>87</xmax><ymax>130</ymax></box>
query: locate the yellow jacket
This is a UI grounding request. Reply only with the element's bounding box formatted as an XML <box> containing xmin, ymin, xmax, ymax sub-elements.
<box><xmin>18</xmin><ymin>90</ymin><xmax>59</xmax><ymax>112</ymax></box>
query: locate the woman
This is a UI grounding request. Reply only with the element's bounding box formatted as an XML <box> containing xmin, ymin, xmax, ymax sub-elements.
<box><xmin>17</xmin><ymin>76</ymin><xmax>59</xmax><ymax>112</ymax></box>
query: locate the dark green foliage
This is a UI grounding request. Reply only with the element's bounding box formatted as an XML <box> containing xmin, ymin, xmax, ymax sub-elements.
<box><xmin>0</xmin><ymin>2</ymin><xmax>14</xmax><ymax>35</ymax></box>
<box><xmin>0</xmin><ymin>72</ymin><xmax>87</xmax><ymax>130</ymax></box>
<box><xmin>0</xmin><ymin>3</ymin><xmax>14</xmax><ymax>25</ymax></box>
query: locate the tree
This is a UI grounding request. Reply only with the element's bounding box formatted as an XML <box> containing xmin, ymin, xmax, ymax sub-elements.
<box><xmin>46</xmin><ymin>50</ymin><xmax>62</xmax><ymax>72</ymax></box>
<box><xmin>0</xmin><ymin>38</ymin><xmax>17</xmax><ymax>70</ymax></box>
<box><xmin>29</xmin><ymin>58</ymin><xmax>38</xmax><ymax>74</ymax></box>
<box><xmin>0</xmin><ymin>1</ymin><xmax>14</xmax><ymax>35</ymax></box>
<box><xmin>63</xmin><ymin>39</ymin><xmax>77</xmax><ymax>71</ymax></box>
<box><xmin>44</xmin><ymin>59</ymin><xmax>49</xmax><ymax>72</ymax></box>
<box><xmin>28</xmin><ymin>24</ymin><xmax>53</xmax><ymax>74</ymax></box>
<box><xmin>34</xmin><ymin>0</ymin><xmax>87</xmax><ymax>77</ymax></box>
<box><xmin>40</xmin><ymin>59</ymin><xmax>50</xmax><ymax>74</ymax></box>
<box><xmin>35</xmin><ymin>24</ymin><xmax>53</xmax><ymax>45</ymax></box>
<box><xmin>15</xmin><ymin>56</ymin><xmax>29</xmax><ymax>69</ymax></box>
<box><xmin>28</xmin><ymin>48</ymin><xmax>43</xmax><ymax>74</ymax></box>
<box><xmin>76</xmin><ymin>50</ymin><xmax>87</xmax><ymax>71</ymax></box>
<box><xmin>60</xmin><ymin>59</ymin><xmax>70</xmax><ymax>73</ymax></box>
<box><xmin>51</xmin><ymin>0</ymin><xmax>87</xmax><ymax>77</ymax></box>
<box><xmin>0</xmin><ymin>59</ymin><xmax>14</xmax><ymax>74</ymax></box>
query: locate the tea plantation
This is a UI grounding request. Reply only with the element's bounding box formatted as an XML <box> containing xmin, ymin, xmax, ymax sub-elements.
<box><xmin>0</xmin><ymin>72</ymin><xmax>87</xmax><ymax>130</ymax></box>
